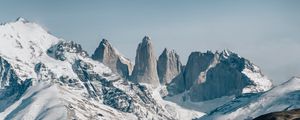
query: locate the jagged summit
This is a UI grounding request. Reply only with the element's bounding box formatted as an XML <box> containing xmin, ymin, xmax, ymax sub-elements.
<box><xmin>100</xmin><ymin>38</ymin><xmax>109</xmax><ymax>45</ymax></box>
<box><xmin>92</xmin><ymin>38</ymin><xmax>133</xmax><ymax>79</ymax></box>
<box><xmin>15</xmin><ymin>17</ymin><xmax>29</xmax><ymax>23</ymax></box>
<box><xmin>92</xmin><ymin>38</ymin><xmax>114</xmax><ymax>62</ymax></box>
<box><xmin>162</xmin><ymin>48</ymin><xmax>168</xmax><ymax>53</ymax></box>
<box><xmin>142</xmin><ymin>36</ymin><xmax>151</xmax><ymax>42</ymax></box>
<box><xmin>139</xmin><ymin>36</ymin><xmax>153</xmax><ymax>48</ymax></box>
<box><xmin>161</xmin><ymin>48</ymin><xmax>177</xmax><ymax>55</ymax></box>
<box><xmin>157</xmin><ymin>48</ymin><xmax>182</xmax><ymax>85</ymax></box>
<box><xmin>219</xmin><ymin>49</ymin><xmax>240</xmax><ymax>59</ymax></box>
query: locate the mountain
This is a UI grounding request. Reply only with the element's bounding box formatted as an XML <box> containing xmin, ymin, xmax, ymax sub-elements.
<box><xmin>167</xmin><ymin>50</ymin><xmax>272</xmax><ymax>102</ymax></box>
<box><xmin>0</xmin><ymin>18</ymin><xmax>298</xmax><ymax>120</ymax></box>
<box><xmin>91</xmin><ymin>39</ymin><xmax>133</xmax><ymax>79</ymax></box>
<box><xmin>157</xmin><ymin>48</ymin><xmax>182</xmax><ymax>85</ymax></box>
<box><xmin>130</xmin><ymin>36</ymin><xmax>160</xmax><ymax>86</ymax></box>
<box><xmin>0</xmin><ymin>18</ymin><xmax>199</xmax><ymax>120</ymax></box>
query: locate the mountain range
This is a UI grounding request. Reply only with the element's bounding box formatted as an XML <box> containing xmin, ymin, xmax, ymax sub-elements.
<box><xmin>0</xmin><ymin>18</ymin><xmax>299</xmax><ymax>120</ymax></box>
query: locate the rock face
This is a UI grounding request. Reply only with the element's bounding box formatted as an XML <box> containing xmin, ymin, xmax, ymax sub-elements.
<box><xmin>157</xmin><ymin>48</ymin><xmax>182</xmax><ymax>85</ymax></box>
<box><xmin>0</xmin><ymin>57</ymin><xmax>32</xmax><ymax>96</ymax></box>
<box><xmin>185</xmin><ymin>50</ymin><xmax>249</xmax><ymax>101</ymax></box>
<box><xmin>72</xmin><ymin>59</ymin><xmax>173</xmax><ymax>119</ymax></box>
<box><xmin>167</xmin><ymin>50</ymin><xmax>272</xmax><ymax>102</ymax></box>
<box><xmin>72</xmin><ymin>59</ymin><xmax>133</xmax><ymax>111</ymax></box>
<box><xmin>131</xmin><ymin>36</ymin><xmax>160</xmax><ymax>86</ymax></box>
<box><xmin>184</xmin><ymin>51</ymin><xmax>217</xmax><ymax>90</ymax></box>
<box><xmin>166</xmin><ymin>66</ymin><xmax>185</xmax><ymax>96</ymax></box>
<box><xmin>92</xmin><ymin>39</ymin><xmax>133</xmax><ymax>79</ymax></box>
<box><xmin>116</xmin><ymin>57</ymin><xmax>132</xmax><ymax>79</ymax></box>
<box><xmin>0</xmin><ymin>57</ymin><xmax>32</xmax><ymax>112</ymax></box>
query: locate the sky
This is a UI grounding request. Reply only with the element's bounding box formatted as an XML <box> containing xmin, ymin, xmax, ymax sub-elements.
<box><xmin>0</xmin><ymin>0</ymin><xmax>300</xmax><ymax>85</ymax></box>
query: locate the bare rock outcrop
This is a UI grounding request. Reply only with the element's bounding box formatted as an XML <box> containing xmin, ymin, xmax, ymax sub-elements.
<box><xmin>157</xmin><ymin>48</ymin><xmax>182</xmax><ymax>85</ymax></box>
<box><xmin>130</xmin><ymin>36</ymin><xmax>160</xmax><ymax>86</ymax></box>
<box><xmin>167</xmin><ymin>50</ymin><xmax>272</xmax><ymax>102</ymax></box>
<box><xmin>92</xmin><ymin>39</ymin><xmax>133</xmax><ymax>79</ymax></box>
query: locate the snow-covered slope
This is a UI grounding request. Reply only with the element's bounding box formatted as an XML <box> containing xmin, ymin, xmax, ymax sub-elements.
<box><xmin>0</xmin><ymin>79</ymin><xmax>142</xmax><ymax>120</ymax></box>
<box><xmin>0</xmin><ymin>18</ymin><xmax>203</xmax><ymax>120</ymax></box>
<box><xmin>0</xmin><ymin>18</ymin><xmax>60</xmax><ymax>80</ymax></box>
<box><xmin>200</xmin><ymin>77</ymin><xmax>300</xmax><ymax>120</ymax></box>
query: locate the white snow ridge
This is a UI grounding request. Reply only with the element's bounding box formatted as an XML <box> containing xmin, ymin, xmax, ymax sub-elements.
<box><xmin>0</xmin><ymin>18</ymin><xmax>299</xmax><ymax>120</ymax></box>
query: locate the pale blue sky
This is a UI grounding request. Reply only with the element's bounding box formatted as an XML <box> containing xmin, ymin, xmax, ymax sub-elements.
<box><xmin>0</xmin><ymin>0</ymin><xmax>300</xmax><ymax>84</ymax></box>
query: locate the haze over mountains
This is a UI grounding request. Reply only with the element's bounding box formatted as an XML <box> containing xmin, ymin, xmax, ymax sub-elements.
<box><xmin>0</xmin><ymin>18</ymin><xmax>299</xmax><ymax>120</ymax></box>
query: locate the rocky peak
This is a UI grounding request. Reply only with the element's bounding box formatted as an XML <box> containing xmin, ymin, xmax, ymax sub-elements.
<box><xmin>92</xmin><ymin>39</ymin><xmax>133</xmax><ymax>79</ymax></box>
<box><xmin>47</xmin><ymin>41</ymin><xmax>89</xmax><ymax>61</ymax></box>
<box><xmin>157</xmin><ymin>48</ymin><xmax>182</xmax><ymax>85</ymax></box>
<box><xmin>101</xmin><ymin>38</ymin><xmax>109</xmax><ymax>45</ymax></box>
<box><xmin>167</xmin><ymin>50</ymin><xmax>272</xmax><ymax>102</ymax></box>
<box><xmin>140</xmin><ymin>36</ymin><xmax>152</xmax><ymax>49</ymax></box>
<box><xmin>15</xmin><ymin>17</ymin><xmax>29</xmax><ymax>23</ymax></box>
<box><xmin>92</xmin><ymin>39</ymin><xmax>118</xmax><ymax>63</ymax></box>
<box><xmin>142</xmin><ymin>36</ymin><xmax>151</xmax><ymax>42</ymax></box>
<box><xmin>131</xmin><ymin>36</ymin><xmax>160</xmax><ymax>86</ymax></box>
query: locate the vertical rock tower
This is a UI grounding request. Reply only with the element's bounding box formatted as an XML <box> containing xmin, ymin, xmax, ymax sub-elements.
<box><xmin>131</xmin><ymin>36</ymin><xmax>160</xmax><ymax>86</ymax></box>
<box><xmin>157</xmin><ymin>48</ymin><xmax>182</xmax><ymax>85</ymax></box>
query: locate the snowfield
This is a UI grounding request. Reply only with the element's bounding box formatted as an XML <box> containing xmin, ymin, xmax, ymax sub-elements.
<box><xmin>200</xmin><ymin>77</ymin><xmax>300</xmax><ymax>120</ymax></box>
